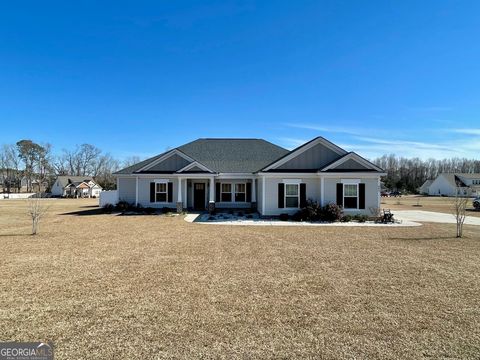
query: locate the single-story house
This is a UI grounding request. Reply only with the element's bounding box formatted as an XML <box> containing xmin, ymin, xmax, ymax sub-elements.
<box><xmin>418</xmin><ymin>179</ymin><xmax>433</xmax><ymax>195</ymax></box>
<box><xmin>114</xmin><ymin>137</ymin><xmax>385</xmax><ymax>216</ymax></box>
<box><xmin>428</xmin><ymin>173</ymin><xmax>480</xmax><ymax>197</ymax></box>
<box><xmin>51</xmin><ymin>176</ymin><xmax>103</xmax><ymax>198</ymax></box>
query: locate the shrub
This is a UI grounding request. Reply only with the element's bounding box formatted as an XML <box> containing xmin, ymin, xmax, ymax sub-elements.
<box><xmin>353</xmin><ymin>214</ymin><xmax>368</xmax><ymax>223</ymax></box>
<box><xmin>341</xmin><ymin>214</ymin><xmax>353</xmax><ymax>222</ymax></box>
<box><xmin>103</xmin><ymin>203</ymin><xmax>114</xmax><ymax>214</ymax></box>
<box><xmin>161</xmin><ymin>207</ymin><xmax>173</xmax><ymax>214</ymax></box>
<box><xmin>279</xmin><ymin>213</ymin><xmax>290</xmax><ymax>221</ymax></box>
<box><xmin>292</xmin><ymin>199</ymin><xmax>322</xmax><ymax>222</ymax></box>
<box><xmin>116</xmin><ymin>200</ymin><xmax>132</xmax><ymax>212</ymax></box>
<box><xmin>144</xmin><ymin>207</ymin><xmax>156</xmax><ymax>214</ymax></box>
<box><xmin>320</xmin><ymin>203</ymin><xmax>343</xmax><ymax>222</ymax></box>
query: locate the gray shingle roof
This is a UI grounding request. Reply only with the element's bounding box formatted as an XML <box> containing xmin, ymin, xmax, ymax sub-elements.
<box><xmin>55</xmin><ymin>176</ymin><xmax>94</xmax><ymax>188</ymax></box>
<box><xmin>114</xmin><ymin>139</ymin><xmax>289</xmax><ymax>174</ymax></box>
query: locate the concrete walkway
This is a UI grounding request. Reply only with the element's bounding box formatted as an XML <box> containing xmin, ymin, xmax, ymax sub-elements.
<box><xmin>394</xmin><ymin>210</ymin><xmax>480</xmax><ymax>226</ymax></box>
<box><xmin>184</xmin><ymin>213</ymin><xmax>421</xmax><ymax>227</ymax></box>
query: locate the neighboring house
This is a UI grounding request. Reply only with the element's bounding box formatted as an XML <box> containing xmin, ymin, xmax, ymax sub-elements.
<box><xmin>418</xmin><ymin>179</ymin><xmax>433</xmax><ymax>195</ymax></box>
<box><xmin>428</xmin><ymin>173</ymin><xmax>480</xmax><ymax>196</ymax></box>
<box><xmin>114</xmin><ymin>137</ymin><xmax>385</xmax><ymax>216</ymax></box>
<box><xmin>51</xmin><ymin>176</ymin><xmax>103</xmax><ymax>198</ymax></box>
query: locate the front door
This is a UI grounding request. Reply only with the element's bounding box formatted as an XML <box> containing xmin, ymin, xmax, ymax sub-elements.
<box><xmin>193</xmin><ymin>183</ymin><xmax>206</xmax><ymax>210</ymax></box>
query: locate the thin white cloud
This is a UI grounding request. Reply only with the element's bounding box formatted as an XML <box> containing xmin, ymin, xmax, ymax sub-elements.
<box><xmin>285</xmin><ymin>123</ymin><xmax>371</xmax><ymax>137</ymax></box>
<box><xmin>277</xmin><ymin>137</ymin><xmax>308</xmax><ymax>150</ymax></box>
<box><xmin>449</xmin><ymin>128</ymin><xmax>480</xmax><ymax>136</ymax></box>
<box><xmin>408</xmin><ymin>106</ymin><xmax>452</xmax><ymax>112</ymax></box>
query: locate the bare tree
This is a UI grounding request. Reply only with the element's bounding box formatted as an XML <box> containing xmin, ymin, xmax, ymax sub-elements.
<box><xmin>452</xmin><ymin>188</ymin><xmax>468</xmax><ymax>238</ymax></box>
<box><xmin>61</xmin><ymin>144</ymin><xmax>102</xmax><ymax>176</ymax></box>
<box><xmin>27</xmin><ymin>195</ymin><xmax>49</xmax><ymax>235</ymax></box>
<box><xmin>122</xmin><ymin>156</ymin><xmax>142</xmax><ymax>168</ymax></box>
<box><xmin>0</xmin><ymin>144</ymin><xmax>22</xmax><ymax>193</ymax></box>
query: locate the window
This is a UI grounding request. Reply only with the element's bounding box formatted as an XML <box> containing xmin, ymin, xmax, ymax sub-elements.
<box><xmin>235</xmin><ymin>183</ymin><xmax>246</xmax><ymax>202</ymax></box>
<box><xmin>156</xmin><ymin>182</ymin><xmax>167</xmax><ymax>202</ymax></box>
<box><xmin>221</xmin><ymin>183</ymin><xmax>232</xmax><ymax>202</ymax></box>
<box><xmin>343</xmin><ymin>184</ymin><xmax>358</xmax><ymax>209</ymax></box>
<box><xmin>285</xmin><ymin>184</ymin><xmax>299</xmax><ymax>208</ymax></box>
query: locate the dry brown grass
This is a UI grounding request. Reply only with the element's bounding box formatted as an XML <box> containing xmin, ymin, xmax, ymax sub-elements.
<box><xmin>383</xmin><ymin>195</ymin><xmax>480</xmax><ymax>218</ymax></box>
<box><xmin>1</xmin><ymin>199</ymin><xmax>479</xmax><ymax>359</ymax></box>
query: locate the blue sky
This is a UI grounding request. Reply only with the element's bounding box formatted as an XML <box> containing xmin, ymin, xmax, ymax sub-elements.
<box><xmin>1</xmin><ymin>1</ymin><xmax>479</xmax><ymax>160</ymax></box>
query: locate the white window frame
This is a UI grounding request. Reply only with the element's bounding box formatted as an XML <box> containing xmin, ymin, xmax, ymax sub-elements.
<box><xmin>285</xmin><ymin>183</ymin><xmax>300</xmax><ymax>209</ymax></box>
<box><xmin>343</xmin><ymin>183</ymin><xmax>359</xmax><ymax>210</ymax></box>
<box><xmin>155</xmin><ymin>181</ymin><xmax>168</xmax><ymax>203</ymax></box>
<box><xmin>234</xmin><ymin>183</ymin><xmax>246</xmax><ymax>202</ymax></box>
<box><xmin>220</xmin><ymin>183</ymin><xmax>232</xmax><ymax>202</ymax></box>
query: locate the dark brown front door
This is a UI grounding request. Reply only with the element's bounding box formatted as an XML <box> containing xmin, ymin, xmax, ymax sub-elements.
<box><xmin>193</xmin><ymin>183</ymin><xmax>205</xmax><ymax>210</ymax></box>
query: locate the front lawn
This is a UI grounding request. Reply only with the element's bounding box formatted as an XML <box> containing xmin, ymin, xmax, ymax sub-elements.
<box><xmin>0</xmin><ymin>199</ymin><xmax>479</xmax><ymax>359</ymax></box>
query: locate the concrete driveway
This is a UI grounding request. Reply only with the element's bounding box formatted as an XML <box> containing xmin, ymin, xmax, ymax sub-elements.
<box><xmin>394</xmin><ymin>210</ymin><xmax>480</xmax><ymax>226</ymax></box>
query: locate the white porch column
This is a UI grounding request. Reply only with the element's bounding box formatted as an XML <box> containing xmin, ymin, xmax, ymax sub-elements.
<box><xmin>320</xmin><ymin>177</ymin><xmax>325</xmax><ymax>206</ymax></box>
<box><xmin>262</xmin><ymin>176</ymin><xmax>266</xmax><ymax>215</ymax></box>
<box><xmin>176</xmin><ymin>178</ymin><xmax>183</xmax><ymax>213</ymax></box>
<box><xmin>177</xmin><ymin>178</ymin><xmax>183</xmax><ymax>203</ymax></box>
<box><xmin>183</xmin><ymin>178</ymin><xmax>187</xmax><ymax>208</ymax></box>
<box><xmin>135</xmin><ymin>176</ymin><xmax>139</xmax><ymax>206</ymax></box>
<box><xmin>251</xmin><ymin>178</ymin><xmax>256</xmax><ymax>202</ymax></box>
<box><xmin>209</xmin><ymin>177</ymin><xmax>215</xmax><ymax>202</ymax></box>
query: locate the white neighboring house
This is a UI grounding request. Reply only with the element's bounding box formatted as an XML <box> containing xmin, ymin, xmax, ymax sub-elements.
<box><xmin>51</xmin><ymin>176</ymin><xmax>103</xmax><ymax>198</ymax></box>
<box><xmin>428</xmin><ymin>173</ymin><xmax>480</xmax><ymax>197</ymax></box>
<box><xmin>418</xmin><ymin>179</ymin><xmax>433</xmax><ymax>195</ymax></box>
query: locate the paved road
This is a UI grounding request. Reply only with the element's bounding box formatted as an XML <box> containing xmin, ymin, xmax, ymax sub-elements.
<box><xmin>394</xmin><ymin>210</ymin><xmax>480</xmax><ymax>226</ymax></box>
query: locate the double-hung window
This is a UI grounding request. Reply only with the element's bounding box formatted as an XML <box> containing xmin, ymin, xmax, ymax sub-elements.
<box><xmin>235</xmin><ymin>183</ymin><xmax>246</xmax><ymax>202</ymax></box>
<box><xmin>285</xmin><ymin>184</ymin><xmax>299</xmax><ymax>208</ymax></box>
<box><xmin>221</xmin><ymin>183</ymin><xmax>232</xmax><ymax>202</ymax></box>
<box><xmin>156</xmin><ymin>182</ymin><xmax>167</xmax><ymax>202</ymax></box>
<box><xmin>343</xmin><ymin>184</ymin><xmax>358</xmax><ymax>209</ymax></box>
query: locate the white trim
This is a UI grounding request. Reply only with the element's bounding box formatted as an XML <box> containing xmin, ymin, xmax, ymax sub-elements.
<box><xmin>284</xmin><ymin>183</ymin><xmax>300</xmax><ymax>209</ymax></box>
<box><xmin>257</xmin><ymin>172</ymin><xmax>385</xmax><ymax>178</ymax></box>
<box><xmin>282</xmin><ymin>178</ymin><xmax>302</xmax><ymax>184</ymax></box>
<box><xmin>135</xmin><ymin>176</ymin><xmax>138</xmax><ymax>206</ymax></box>
<box><xmin>251</xmin><ymin>179</ymin><xmax>256</xmax><ymax>202</ymax></box>
<box><xmin>154</xmin><ymin>182</ymin><xmax>168</xmax><ymax>203</ymax></box>
<box><xmin>176</xmin><ymin>161</ymin><xmax>214</xmax><ymax>173</ymax></box>
<box><xmin>262</xmin><ymin>177</ymin><xmax>266</xmax><ymax>215</ymax></box>
<box><xmin>320</xmin><ymin>177</ymin><xmax>325</xmax><ymax>207</ymax></box>
<box><xmin>341</xmin><ymin>178</ymin><xmax>361</xmax><ymax>184</ymax></box>
<box><xmin>262</xmin><ymin>137</ymin><xmax>347</xmax><ymax>171</ymax></box>
<box><xmin>136</xmin><ymin>149</ymin><xmax>196</xmax><ymax>172</ymax></box>
<box><xmin>321</xmin><ymin>152</ymin><xmax>383</xmax><ymax>172</ymax></box>
<box><xmin>154</xmin><ymin>179</ymin><xmax>169</xmax><ymax>183</ymax></box>
<box><xmin>178</xmin><ymin>178</ymin><xmax>183</xmax><ymax>203</ymax></box>
<box><xmin>343</xmin><ymin>183</ymin><xmax>359</xmax><ymax>210</ymax></box>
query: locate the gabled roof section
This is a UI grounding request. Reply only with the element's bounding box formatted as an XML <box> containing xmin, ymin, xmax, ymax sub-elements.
<box><xmin>56</xmin><ymin>176</ymin><xmax>94</xmax><ymax>188</ymax></box>
<box><xmin>262</xmin><ymin>137</ymin><xmax>348</xmax><ymax>172</ymax></box>
<box><xmin>114</xmin><ymin>138</ymin><xmax>289</xmax><ymax>175</ymax></box>
<box><xmin>176</xmin><ymin>161</ymin><xmax>214</xmax><ymax>173</ymax></box>
<box><xmin>320</xmin><ymin>152</ymin><xmax>384</xmax><ymax>172</ymax></box>
<box><xmin>136</xmin><ymin>149</ymin><xmax>195</xmax><ymax>173</ymax></box>
<box><xmin>178</xmin><ymin>139</ymin><xmax>289</xmax><ymax>173</ymax></box>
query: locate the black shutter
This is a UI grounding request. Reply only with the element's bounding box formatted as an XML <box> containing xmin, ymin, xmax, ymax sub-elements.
<box><xmin>216</xmin><ymin>183</ymin><xmax>220</xmax><ymax>202</ymax></box>
<box><xmin>167</xmin><ymin>182</ymin><xmax>173</xmax><ymax>202</ymax></box>
<box><xmin>336</xmin><ymin>183</ymin><xmax>343</xmax><ymax>207</ymax></box>
<box><xmin>246</xmin><ymin>182</ymin><xmax>252</xmax><ymax>202</ymax></box>
<box><xmin>300</xmin><ymin>183</ymin><xmax>307</xmax><ymax>208</ymax></box>
<box><xmin>359</xmin><ymin>183</ymin><xmax>365</xmax><ymax>209</ymax></box>
<box><xmin>150</xmin><ymin>182</ymin><xmax>155</xmax><ymax>202</ymax></box>
<box><xmin>278</xmin><ymin>183</ymin><xmax>285</xmax><ymax>208</ymax></box>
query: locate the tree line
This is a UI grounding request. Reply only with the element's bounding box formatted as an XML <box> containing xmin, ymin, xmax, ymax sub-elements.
<box><xmin>0</xmin><ymin>140</ymin><xmax>142</xmax><ymax>193</ymax></box>
<box><xmin>372</xmin><ymin>154</ymin><xmax>480</xmax><ymax>192</ymax></box>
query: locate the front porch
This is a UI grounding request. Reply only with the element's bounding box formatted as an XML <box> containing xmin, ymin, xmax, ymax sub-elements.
<box><xmin>128</xmin><ymin>175</ymin><xmax>258</xmax><ymax>213</ymax></box>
